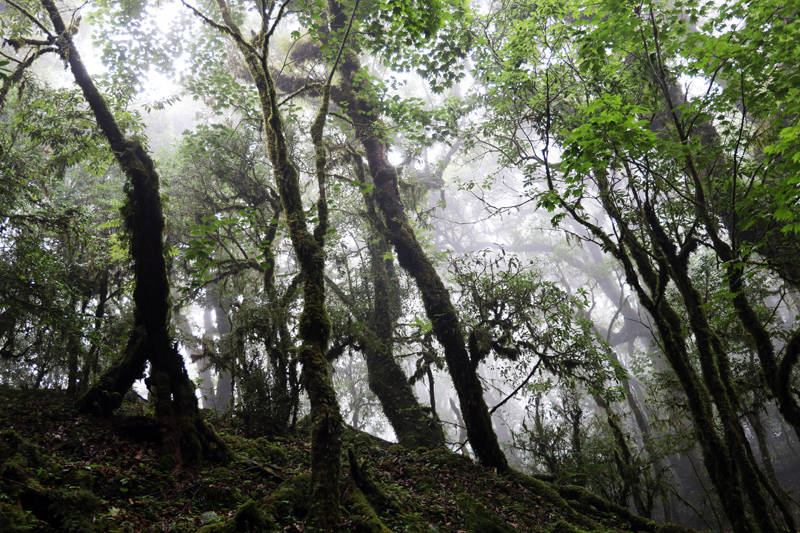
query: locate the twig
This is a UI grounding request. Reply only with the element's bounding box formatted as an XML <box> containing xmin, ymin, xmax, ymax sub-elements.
<box><xmin>277</xmin><ymin>81</ymin><xmax>323</xmax><ymax>107</ymax></box>
<box><xmin>489</xmin><ymin>359</ymin><xmax>543</xmax><ymax>414</ymax></box>
<box><xmin>180</xmin><ymin>0</ymin><xmax>254</xmax><ymax>54</ymax></box>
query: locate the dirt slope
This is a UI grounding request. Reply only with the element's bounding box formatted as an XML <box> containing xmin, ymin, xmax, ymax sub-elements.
<box><xmin>0</xmin><ymin>387</ymin><xmax>692</xmax><ymax>532</ymax></box>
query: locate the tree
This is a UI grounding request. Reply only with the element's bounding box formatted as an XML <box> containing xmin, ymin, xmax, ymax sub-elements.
<box><xmin>180</xmin><ymin>0</ymin><xmax>362</xmax><ymax>524</ymax></box>
<box><xmin>474</xmin><ymin>0</ymin><xmax>799</xmax><ymax>529</ymax></box>
<box><xmin>9</xmin><ymin>0</ymin><xmax>228</xmax><ymax>467</ymax></box>
<box><xmin>325</xmin><ymin>151</ymin><xmax>446</xmax><ymax>448</ymax></box>
<box><xmin>328</xmin><ymin>0</ymin><xmax>510</xmax><ymax>471</ymax></box>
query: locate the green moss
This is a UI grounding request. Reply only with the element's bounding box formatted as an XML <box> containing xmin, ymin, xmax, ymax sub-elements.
<box><xmin>45</xmin><ymin>488</ymin><xmax>101</xmax><ymax>532</ymax></box>
<box><xmin>505</xmin><ymin>472</ymin><xmax>599</xmax><ymax>530</ymax></box>
<box><xmin>264</xmin><ymin>473</ymin><xmax>311</xmax><ymax>522</ymax></box>
<box><xmin>548</xmin><ymin>520</ymin><xmax>581</xmax><ymax>533</ymax></box>
<box><xmin>0</xmin><ymin>430</ymin><xmax>50</xmax><ymax>470</ymax></box>
<box><xmin>344</xmin><ymin>484</ymin><xmax>393</xmax><ymax>533</ymax></box>
<box><xmin>656</xmin><ymin>524</ymin><xmax>696</xmax><ymax>533</ymax></box>
<box><xmin>424</xmin><ymin>446</ymin><xmax>472</xmax><ymax>468</ymax></box>
<box><xmin>558</xmin><ymin>485</ymin><xmax>656</xmax><ymax>531</ymax></box>
<box><xmin>457</xmin><ymin>494</ymin><xmax>514</xmax><ymax>533</ymax></box>
<box><xmin>192</xmin><ymin>481</ymin><xmax>241</xmax><ymax>508</ymax></box>
<box><xmin>0</xmin><ymin>430</ymin><xmax>102</xmax><ymax>531</ymax></box>
<box><xmin>225</xmin><ymin>435</ymin><xmax>290</xmax><ymax>466</ymax></box>
<box><xmin>65</xmin><ymin>468</ymin><xmax>95</xmax><ymax>490</ymax></box>
<box><xmin>197</xmin><ymin>500</ymin><xmax>275</xmax><ymax>533</ymax></box>
<box><xmin>0</xmin><ymin>502</ymin><xmax>40</xmax><ymax>532</ymax></box>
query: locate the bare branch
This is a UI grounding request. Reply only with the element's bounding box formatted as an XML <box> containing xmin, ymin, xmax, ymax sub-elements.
<box><xmin>181</xmin><ymin>0</ymin><xmax>254</xmax><ymax>54</ymax></box>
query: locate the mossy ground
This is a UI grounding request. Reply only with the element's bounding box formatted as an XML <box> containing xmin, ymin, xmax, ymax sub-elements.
<box><xmin>0</xmin><ymin>387</ymin><xmax>691</xmax><ymax>532</ymax></box>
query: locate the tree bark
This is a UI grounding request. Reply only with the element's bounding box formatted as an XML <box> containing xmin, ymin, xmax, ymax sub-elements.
<box><xmin>206</xmin><ymin>0</ymin><xmax>344</xmax><ymax>525</ymax></box>
<box><xmin>41</xmin><ymin>0</ymin><xmax>226</xmax><ymax>466</ymax></box>
<box><xmin>350</xmin><ymin>153</ymin><xmax>445</xmax><ymax>448</ymax></box>
<box><xmin>330</xmin><ymin>2</ymin><xmax>507</xmax><ymax>472</ymax></box>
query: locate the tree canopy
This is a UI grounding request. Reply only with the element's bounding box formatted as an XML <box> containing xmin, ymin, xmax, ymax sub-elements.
<box><xmin>1</xmin><ymin>0</ymin><xmax>799</xmax><ymax>530</ymax></box>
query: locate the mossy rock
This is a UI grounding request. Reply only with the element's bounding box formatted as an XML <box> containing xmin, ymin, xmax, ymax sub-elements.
<box><xmin>252</xmin><ymin>437</ymin><xmax>288</xmax><ymax>466</ymax></box>
<box><xmin>224</xmin><ymin>435</ymin><xmax>288</xmax><ymax>468</ymax></box>
<box><xmin>0</xmin><ymin>430</ymin><xmax>102</xmax><ymax>531</ymax></box>
<box><xmin>41</xmin><ymin>488</ymin><xmax>101</xmax><ymax>533</ymax></box>
<box><xmin>0</xmin><ymin>430</ymin><xmax>51</xmax><ymax>471</ymax></box>
<box><xmin>264</xmin><ymin>473</ymin><xmax>311</xmax><ymax>522</ymax></box>
<box><xmin>192</xmin><ymin>481</ymin><xmax>242</xmax><ymax>508</ymax></box>
<box><xmin>197</xmin><ymin>500</ymin><xmax>276</xmax><ymax>533</ymax></box>
<box><xmin>0</xmin><ymin>430</ymin><xmax>53</xmax><ymax>500</ymax></box>
<box><xmin>64</xmin><ymin>468</ymin><xmax>96</xmax><ymax>491</ymax></box>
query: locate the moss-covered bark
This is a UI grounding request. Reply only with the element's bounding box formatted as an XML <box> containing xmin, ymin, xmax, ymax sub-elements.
<box><xmin>41</xmin><ymin>0</ymin><xmax>227</xmax><ymax>466</ymax></box>
<box><xmin>207</xmin><ymin>0</ymin><xmax>345</xmax><ymax>526</ymax></box>
<box><xmin>329</xmin><ymin>2</ymin><xmax>507</xmax><ymax>472</ymax></box>
<box><xmin>345</xmin><ymin>153</ymin><xmax>446</xmax><ymax>449</ymax></box>
<box><xmin>560</xmin><ymin>167</ymin><xmax>782</xmax><ymax>532</ymax></box>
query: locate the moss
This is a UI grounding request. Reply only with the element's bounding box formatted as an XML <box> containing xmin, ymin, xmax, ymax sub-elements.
<box><xmin>44</xmin><ymin>488</ymin><xmax>101</xmax><ymax>532</ymax></box>
<box><xmin>227</xmin><ymin>436</ymin><xmax>289</xmax><ymax>466</ymax></box>
<box><xmin>0</xmin><ymin>429</ymin><xmax>50</xmax><ymax>470</ymax></box>
<box><xmin>344</xmin><ymin>484</ymin><xmax>393</xmax><ymax>533</ymax></box>
<box><xmin>0</xmin><ymin>502</ymin><xmax>40</xmax><ymax>532</ymax></box>
<box><xmin>197</xmin><ymin>500</ymin><xmax>276</xmax><ymax>533</ymax></box>
<box><xmin>65</xmin><ymin>468</ymin><xmax>95</xmax><ymax>490</ymax></box>
<box><xmin>656</xmin><ymin>524</ymin><xmax>696</xmax><ymax>533</ymax></box>
<box><xmin>558</xmin><ymin>485</ymin><xmax>656</xmax><ymax>532</ymax></box>
<box><xmin>424</xmin><ymin>446</ymin><xmax>472</xmax><ymax>468</ymax></box>
<box><xmin>0</xmin><ymin>430</ymin><xmax>102</xmax><ymax>531</ymax></box>
<box><xmin>548</xmin><ymin>520</ymin><xmax>582</xmax><ymax>533</ymax></box>
<box><xmin>264</xmin><ymin>473</ymin><xmax>311</xmax><ymax>522</ymax></box>
<box><xmin>192</xmin><ymin>481</ymin><xmax>241</xmax><ymax>509</ymax></box>
<box><xmin>504</xmin><ymin>472</ymin><xmax>599</xmax><ymax>530</ymax></box>
<box><xmin>457</xmin><ymin>494</ymin><xmax>514</xmax><ymax>533</ymax></box>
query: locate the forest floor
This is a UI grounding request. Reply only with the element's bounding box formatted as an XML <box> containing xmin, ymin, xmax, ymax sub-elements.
<box><xmin>0</xmin><ymin>387</ymin><xmax>691</xmax><ymax>532</ymax></box>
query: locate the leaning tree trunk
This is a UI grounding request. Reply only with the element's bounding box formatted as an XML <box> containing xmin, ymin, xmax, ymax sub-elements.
<box><xmin>206</xmin><ymin>0</ymin><xmax>345</xmax><ymax>525</ymax></box>
<box><xmin>42</xmin><ymin>0</ymin><xmax>226</xmax><ymax>466</ymax></box>
<box><xmin>351</xmin><ymin>153</ymin><xmax>446</xmax><ymax>449</ymax></box>
<box><xmin>330</xmin><ymin>3</ymin><xmax>507</xmax><ymax>472</ymax></box>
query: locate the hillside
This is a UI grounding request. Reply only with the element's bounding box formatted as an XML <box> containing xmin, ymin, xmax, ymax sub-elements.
<box><xmin>0</xmin><ymin>388</ymin><xmax>692</xmax><ymax>532</ymax></box>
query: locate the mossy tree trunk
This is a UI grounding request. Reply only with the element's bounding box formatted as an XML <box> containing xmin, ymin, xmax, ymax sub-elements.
<box><xmin>203</xmin><ymin>0</ymin><xmax>348</xmax><ymax>526</ymax></box>
<box><xmin>261</xmin><ymin>195</ymin><xmax>296</xmax><ymax>433</ymax></box>
<box><xmin>348</xmin><ymin>153</ymin><xmax>446</xmax><ymax>449</ymax></box>
<box><xmin>652</xmin><ymin>75</ymin><xmax>800</xmax><ymax>445</ymax></box>
<box><xmin>79</xmin><ymin>269</ymin><xmax>109</xmax><ymax>394</ymax></box>
<box><xmin>557</xmin><ymin>165</ymin><xmax>785</xmax><ymax>531</ymax></box>
<box><xmin>41</xmin><ymin>0</ymin><xmax>226</xmax><ymax>466</ymax></box>
<box><xmin>593</xmin><ymin>394</ymin><xmax>649</xmax><ymax>516</ymax></box>
<box><xmin>329</xmin><ymin>2</ymin><xmax>507</xmax><ymax>472</ymax></box>
<box><xmin>644</xmin><ymin>56</ymin><xmax>797</xmax><ymax>529</ymax></box>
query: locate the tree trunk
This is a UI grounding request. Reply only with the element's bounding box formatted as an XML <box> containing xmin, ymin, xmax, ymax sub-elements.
<box><xmin>80</xmin><ymin>269</ymin><xmax>109</xmax><ymax>393</ymax></box>
<box><xmin>331</xmin><ymin>8</ymin><xmax>507</xmax><ymax>471</ymax></box>
<box><xmin>351</xmin><ymin>153</ymin><xmax>445</xmax><ymax>448</ymax></box>
<box><xmin>594</xmin><ymin>394</ymin><xmax>649</xmax><ymax>516</ymax></box>
<box><xmin>208</xmin><ymin>0</ymin><xmax>344</xmax><ymax>523</ymax></box>
<box><xmin>42</xmin><ymin>0</ymin><xmax>226</xmax><ymax>466</ymax></box>
<box><xmin>562</xmin><ymin>171</ymin><xmax>766</xmax><ymax>532</ymax></box>
<box><xmin>208</xmin><ymin>286</ymin><xmax>233</xmax><ymax>412</ymax></box>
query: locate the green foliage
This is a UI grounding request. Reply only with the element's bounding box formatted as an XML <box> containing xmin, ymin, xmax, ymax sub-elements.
<box><xmin>451</xmin><ymin>252</ymin><xmax>625</xmax><ymax>399</ymax></box>
<box><xmin>0</xmin><ymin>80</ymin><xmax>130</xmax><ymax>389</ymax></box>
<box><xmin>87</xmin><ymin>0</ymin><xmax>186</xmax><ymax>97</ymax></box>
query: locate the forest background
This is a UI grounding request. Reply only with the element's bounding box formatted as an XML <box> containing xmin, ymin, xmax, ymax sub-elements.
<box><xmin>1</xmin><ymin>0</ymin><xmax>800</xmax><ymax>530</ymax></box>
